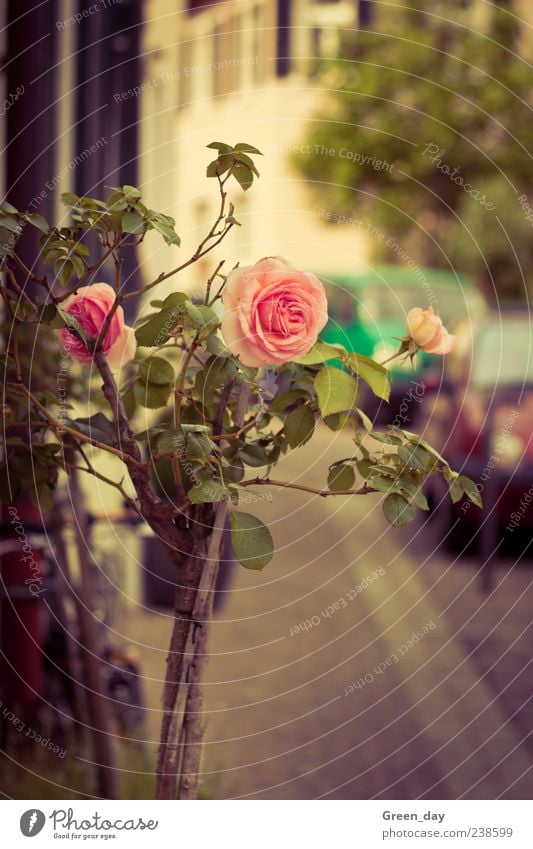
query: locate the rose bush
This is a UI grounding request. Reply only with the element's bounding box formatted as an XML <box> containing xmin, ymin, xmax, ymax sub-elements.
<box><xmin>58</xmin><ymin>282</ymin><xmax>136</xmax><ymax>367</ymax></box>
<box><xmin>221</xmin><ymin>256</ymin><xmax>328</xmax><ymax>366</ymax></box>
<box><xmin>0</xmin><ymin>141</ymin><xmax>480</xmax><ymax>801</ymax></box>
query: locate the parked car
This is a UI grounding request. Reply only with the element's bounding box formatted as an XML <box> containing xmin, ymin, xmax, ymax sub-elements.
<box><xmin>420</xmin><ymin>309</ymin><xmax>533</xmax><ymax>582</ymax></box>
<box><xmin>319</xmin><ymin>265</ymin><xmax>486</xmax><ymax>418</ymax></box>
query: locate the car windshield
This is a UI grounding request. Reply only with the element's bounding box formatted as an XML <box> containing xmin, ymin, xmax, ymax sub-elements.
<box><xmin>359</xmin><ymin>284</ymin><xmax>481</xmax><ymax>324</ymax></box>
<box><xmin>472</xmin><ymin>319</ymin><xmax>533</xmax><ymax>388</ymax></box>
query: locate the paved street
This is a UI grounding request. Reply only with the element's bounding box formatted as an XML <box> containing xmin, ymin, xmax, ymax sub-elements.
<box><xmin>122</xmin><ymin>426</ymin><xmax>533</xmax><ymax>800</ymax></box>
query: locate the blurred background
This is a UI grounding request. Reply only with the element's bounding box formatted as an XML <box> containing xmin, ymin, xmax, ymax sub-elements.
<box><xmin>1</xmin><ymin>0</ymin><xmax>533</xmax><ymax>800</ymax></box>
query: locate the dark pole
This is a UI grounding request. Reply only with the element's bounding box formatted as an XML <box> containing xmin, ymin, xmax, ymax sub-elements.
<box><xmin>5</xmin><ymin>0</ymin><xmax>57</xmax><ymax>276</ymax></box>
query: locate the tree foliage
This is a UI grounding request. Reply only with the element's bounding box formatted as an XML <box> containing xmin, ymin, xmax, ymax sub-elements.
<box><xmin>294</xmin><ymin>3</ymin><xmax>533</xmax><ymax>298</ymax></box>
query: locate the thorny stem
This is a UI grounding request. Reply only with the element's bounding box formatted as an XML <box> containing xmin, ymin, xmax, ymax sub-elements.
<box><xmin>10</xmin><ymin>252</ymin><xmax>48</xmax><ymax>288</ymax></box>
<box><xmin>171</xmin><ymin>339</ymin><xmax>200</xmax><ymax>500</ymax></box>
<box><xmin>204</xmin><ymin>259</ymin><xmax>225</xmax><ymax>305</ymax></box>
<box><xmin>9</xmin><ymin>382</ymin><xmax>144</xmax><ymax>467</ymax></box>
<box><xmin>54</xmin><ymin>240</ymin><xmax>122</xmax><ymax>303</ymax></box>
<box><xmin>63</xmin><ymin>461</ymin><xmax>134</xmax><ymax>506</ymax></box>
<box><xmin>240</xmin><ymin>477</ymin><xmax>378</xmax><ymax>497</ymax></box>
<box><xmin>123</xmin><ymin>174</ymin><xmax>233</xmax><ymax>302</ymax></box>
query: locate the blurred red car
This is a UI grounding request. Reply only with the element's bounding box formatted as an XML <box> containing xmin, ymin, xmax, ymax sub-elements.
<box><xmin>420</xmin><ymin>310</ymin><xmax>533</xmax><ymax>575</ymax></box>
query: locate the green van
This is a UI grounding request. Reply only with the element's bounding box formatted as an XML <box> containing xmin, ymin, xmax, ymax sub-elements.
<box><xmin>318</xmin><ymin>265</ymin><xmax>485</xmax><ymax>389</ymax></box>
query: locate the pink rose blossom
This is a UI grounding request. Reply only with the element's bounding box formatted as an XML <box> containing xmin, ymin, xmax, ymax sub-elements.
<box><xmin>57</xmin><ymin>282</ymin><xmax>136</xmax><ymax>368</ymax></box>
<box><xmin>406</xmin><ymin>306</ymin><xmax>455</xmax><ymax>355</ymax></box>
<box><xmin>220</xmin><ymin>256</ymin><xmax>328</xmax><ymax>367</ymax></box>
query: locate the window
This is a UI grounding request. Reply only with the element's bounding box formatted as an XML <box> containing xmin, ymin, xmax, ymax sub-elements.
<box><xmin>359</xmin><ymin>0</ymin><xmax>373</xmax><ymax>28</ymax></box>
<box><xmin>276</xmin><ymin>0</ymin><xmax>292</xmax><ymax>76</ymax></box>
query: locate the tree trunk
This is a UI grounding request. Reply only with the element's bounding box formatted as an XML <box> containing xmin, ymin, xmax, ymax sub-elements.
<box><xmin>155</xmin><ymin>501</ymin><xmax>228</xmax><ymax>799</ymax></box>
<box><xmin>69</xmin><ymin>463</ymin><xmax>119</xmax><ymax>799</ymax></box>
<box><xmin>155</xmin><ymin>387</ymin><xmax>249</xmax><ymax>799</ymax></box>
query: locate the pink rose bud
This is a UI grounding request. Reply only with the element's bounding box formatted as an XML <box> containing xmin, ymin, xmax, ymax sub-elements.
<box><xmin>406</xmin><ymin>306</ymin><xmax>455</xmax><ymax>355</ymax></box>
<box><xmin>221</xmin><ymin>256</ymin><xmax>328</xmax><ymax>367</ymax></box>
<box><xmin>57</xmin><ymin>282</ymin><xmax>136</xmax><ymax>368</ymax></box>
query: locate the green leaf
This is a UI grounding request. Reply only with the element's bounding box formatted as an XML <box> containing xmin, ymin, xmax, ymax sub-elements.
<box><xmin>370</xmin><ymin>431</ymin><xmax>402</xmax><ymax>445</ymax></box>
<box><xmin>185</xmin><ymin>303</ymin><xmax>220</xmax><ymax>337</ymax></box>
<box><xmin>295</xmin><ymin>340</ymin><xmax>345</xmax><ymax>365</ymax></box>
<box><xmin>401</xmin><ymin>430</ymin><xmax>449</xmax><ymax>466</ymax></box>
<box><xmin>230</xmin><ymin>510</ymin><xmax>274</xmax><ymax>570</ymax></box>
<box><xmin>150</xmin><ymin>213</ymin><xmax>180</xmax><ymax>246</ymax></box>
<box><xmin>189</xmin><ymin>479</ymin><xmax>228</xmax><ymax>504</ymax></box>
<box><xmin>355</xmin><ymin>407</ymin><xmax>373</xmax><ymax>431</ymax></box>
<box><xmin>134</xmin><ymin>380</ymin><xmax>172</xmax><ymax>409</ymax></box>
<box><xmin>56</xmin><ymin>307</ymin><xmax>91</xmax><ymax>349</ymax></box>
<box><xmin>0</xmin><ymin>201</ymin><xmax>18</xmax><ymax>215</ymax></box>
<box><xmin>70</xmin><ymin>255</ymin><xmax>85</xmax><ymax>278</ymax></box>
<box><xmin>232</xmin><ymin>163</ymin><xmax>253</xmax><ymax>191</ymax></box>
<box><xmin>368</xmin><ymin>471</ymin><xmax>397</xmax><ymax>493</ymax></box>
<box><xmin>284</xmin><ymin>405</ymin><xmax>315</xmax><ymax>448</ymax></box>
<box><xmin>135</xmin><ymin>306</ymin><xmax>183</xmax><ymax>346</ymax></box>
<box><xmin>0</xmin><ymin>214</ymin><xmax>22</xmax><ymax>234</ymax></box>
<box><xmin>449</xmin><ymin>476</ymin><xmax>464</xmax><ymax>504</ymax></box>
<box><xmin>72</xmin><ymin>412</ymin><xmax>115</xmax><ymax>445</ymax></box>
<box><xmin>270</xmin><ymin>388</ymin><xmax>310</xmax><ymax>413</ymax></box>
<box><xmin>206</xmin><ymin>334</ymin><xmax>231</xmax><ymax>358</ymax></box>
<box><xmin>161</xmin><ymin>292</ymin><xmax>189</xmax><ymax>309</ymax></box>
<box><xmin>122</xmin><ymin>387</ymin><xmax>136</xmax><ymax>419</ymax></box>
<box><xmin>221</xmin><ymin>456</ymin><xmax>245</xmax><ymax>484</ymax></box>
<box><xmin>314</xmin><ymin>366</ymin><xmax>358</xmax><ymax>416</ymax></box>
<box><xmin>356</xmin><ymin>458</ymin><xmax>375</xmax><ymax>479</ymax></box>
<box><xmin>55</xmin><ymin>259</ymin><xmax>74</xmax><ymax>286</ymax></box>
<box><xmin>61</xmin><ymin>192</ymin><xmax>80</xmax><ymax>207</ymax></box>
<box><xmin>25</xmin><ymin>213</ymin><xmax>49</xmax><ymax>232</ymax></box>
<box><xmin>383</xmin><ymin>492</ymin><xmax>416</xmax><ymax>529</ymax></box>
<box><xmin>328</xmin><ymin>464</ymin><xmax>355</xmax><ymax>491</ymax></box>
<box><xmin>234</xmin><ymin>143</ymin><xmax>263</xmax><ymax>156</ymax></box>
<box><xmin>398</xmin><ymin>443</ymin><xmax>433</xmax><ymax>471</ymax></box>
<box><xmin>186</xmin><ymin>430</ymin><xmax>217</xmax><ymax>460</ymax></box>
<box><xmin>347</xmin><ymin>353</ymin><xmax>391</xmax><ymax>401</ymax></box>
<box><xmin>457</xmin><ymin>475</ymin><xmax>483</xmax><ymax>508</ymax></box>
<box><xmin>29</xmin><ymin>481</ymin><xmax>55</xmax><ymax>513</ymax></box>
<box><xmin>240</xmin><ymin>443</ymin><xmax>269</xmax><ymax>467</ymax></box>
<box><xmin>204</xmin><ymin>355</ymin><xmax>237</xmax><ymax>388</ymax></box>
<box><xmin>207</xmin><ymin>142</ymin><xmax>234</xmax><ymax>153</ymax></box>
<box><xmin>122</xmin><ymin>210</ymin><xmax>145</xmax><ymax>235</ymax></box>
<box><xmin>157</xmin><ymin>430</ymin><xmax>181</xmax><ymax>454</ymax></box>
<box><xmin>397</xmin><ymin>471</ymin><xmax>429</xmax><ymax>510</ymax></box>
<box><xmin>234</xmin><ymin>152</ymin><xmax>259</xmax><ymax>177</ymax></box>
<box><xmin>139</xmin><ymin>356</ymin><xmax>174</xmax><ymax>386</ymax></box>
<box><xmin>39</xmin><ymin>303</ymin><xmax>59</xmax><ymax>324</ymax></box>
<box><xmin>122</xmin><ymin>185</ymin><xmax>142</xmax><ymax>201</ymax></box>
